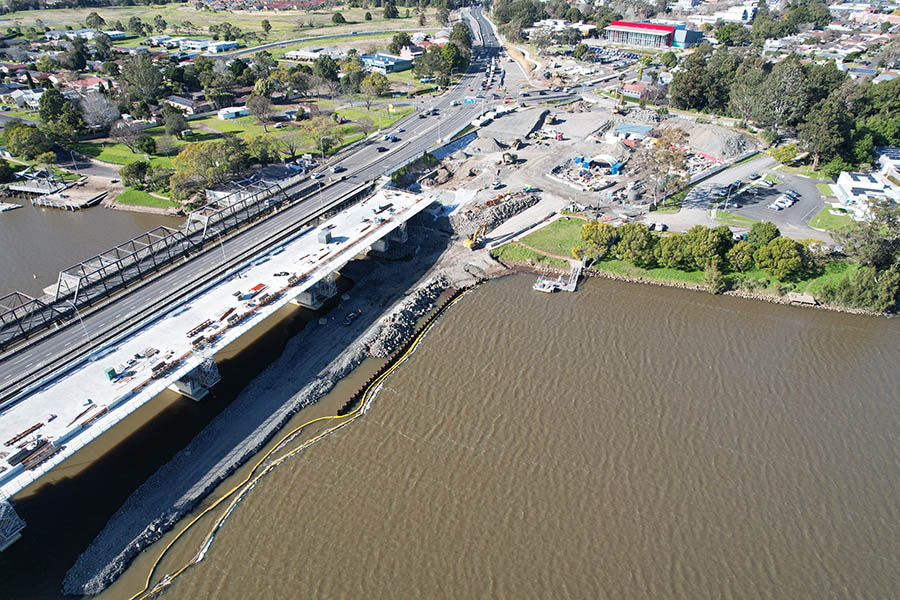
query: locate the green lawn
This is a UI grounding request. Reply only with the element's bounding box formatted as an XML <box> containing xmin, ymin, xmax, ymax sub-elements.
<box><xmin>794</xmin><ymin>260</ymin><xmax>858</xmax><ymax>296</ymax></box>
<box><xmin>336</xmin><ymin>104</ymin><xmax>415</xmax><ymax>127</ymax></box>
<box><xmin>763</xmin><ymin>174</ymin><xmax>782</xmax><ymax>184</ymax></box>
<box><xmin>591</xmin><ymin>258</ymin><xmax>707</xmax><ymax>285</ymax></box>
<box><xmin>520</xmin><ymin>217</ymin><xmax>584</xmax><ymax>257</ymax></box>
<box><xmin>5</xmin><ymin>109</ymin><xmax>39</xmax><ymax>120</ymax></box>
<box><xmin>196</xmin><ymin>114</ymin><xmax>275</xmax><ymax>137</ymax></box>
<box><xmin>114</xmin><ymin>188</ymin><xmax>180</xmax><ymax>209</ymax></box>
<box><xmin>71</xmin><ymin>140</ymin><xmax>181</xmax><ymax>169</ymax></box>
<box><xmin>809</xmin><ymin>206</ymin><xmax>854</xmax><ymax>232</ymax></box>
<box><xmin>653</xmin><ymin>185</ymin><xmax>692</xmax><ymax>214</ymax></box>
<box><xmin>490</xmin><ymin>242</ymin><xmax>570</xmax><ymax>269</ymax></box>
<box><xmin>713</xmin><ymin>210</ymin><xmax>759</xmax><ymax>227</ymax></box>
<box><xmin>816</xmin><ymin>183</ymin><xmax>834</xmax><ymax>196</ymax></box>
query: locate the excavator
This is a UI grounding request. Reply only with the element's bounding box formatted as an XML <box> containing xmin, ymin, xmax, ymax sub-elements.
<box><xmin>463</xmin><ymin>224</ymin><xmax>487</xmax><ymax>250</ymax></box>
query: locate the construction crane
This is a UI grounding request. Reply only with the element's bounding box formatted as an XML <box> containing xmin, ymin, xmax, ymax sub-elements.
<box><xmin>463</xmin><ymin>224</ymin><xmax>487</xmax><ymax>250</ymax></box>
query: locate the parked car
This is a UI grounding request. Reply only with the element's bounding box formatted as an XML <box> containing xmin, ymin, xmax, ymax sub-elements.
<box><xmin>785</xmin><ymin>189</ymin><xmax>800</xmax><ymax>199</ymax></box>
<box><xmin>748</xmin><ymin>172</ymin><xmax>761</xmax><ymax>180</ymax></box>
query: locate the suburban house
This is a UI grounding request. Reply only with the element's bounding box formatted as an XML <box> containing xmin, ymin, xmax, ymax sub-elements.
<box><xmin>399</xmin><ymin>45</ymin><xmax>425</xmax><ymax>60</ymax></box>
<box><xmin>8</xmin><ymin>88</ymin><xmax>44</xmax><ymax>109</ymax></box>
<box><xmin>833</xmin><ymin>170</ymin><xmax>900</xmax><ymax>219</ymax></box>
<box><xmin>361</xmin><ymin>53</ymin><xmax>413</xmax><ymax>74</ymax></box>
<box><xmin>164</xmin><ymin>95</ymin><xmax>207</xmax><ymax>115</ymax></box>
<box><xmin>66</xmin><ymin>76</ymin><xmax>112</xmax><ymax>94</ymax></box>
<box><xmin>622</xmin><ymin>82</ymin><xmax>649</xmax><ymax>99</ymax></box>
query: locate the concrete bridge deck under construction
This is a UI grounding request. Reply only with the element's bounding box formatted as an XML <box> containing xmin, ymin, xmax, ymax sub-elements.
<box><xmin>0</xmin><ymin>188</ymin><xmax>430</xmax><ymax>505</ymax></box>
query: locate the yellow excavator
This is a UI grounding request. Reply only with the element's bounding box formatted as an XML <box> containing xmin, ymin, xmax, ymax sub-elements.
<box><xmin>463</xmin><ymin>224</ymin><xmax>487</xmax><ymax>250</ymax></box>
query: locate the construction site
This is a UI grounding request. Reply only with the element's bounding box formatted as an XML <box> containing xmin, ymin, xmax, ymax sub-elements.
<box><xmin>417</xmin><ymin>98</ymin><xmax>757</xmax><ymax>243</ymax></box>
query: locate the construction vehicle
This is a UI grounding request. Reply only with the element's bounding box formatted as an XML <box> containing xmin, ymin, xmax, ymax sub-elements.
<box><xmin>463</xmin><ymin>224</ymin><xmax>487</xmax><ymax>250</ymax></box>
<box><xmin>501</xmin><ymin>152</ymin><xmax>517</xmax><ymax>165</ymax></box>
<box><xmin>613</xmin><ymin>88</ymin><xmax>626</xmax><ymax>115</ymax></box>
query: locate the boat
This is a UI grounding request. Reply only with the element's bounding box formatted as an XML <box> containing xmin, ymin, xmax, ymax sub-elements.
<box><xmin>533</xmin><ymin>277</ymin><xmax>559</xmax><ymax>293</ymax></box>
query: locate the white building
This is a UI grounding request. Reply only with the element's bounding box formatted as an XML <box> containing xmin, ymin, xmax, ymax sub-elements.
<box><xmin>218</xmin><ymin>106</ymin><xmax>249</xmax><ymax>120</ymax></box>
<box><xmin>103</xmin><ymin>30</ymin><xmax>128</xmax><ymax>40</ymax></box>
<box><xmin>833</xmin><ymin>170</ymin><xmax>900</xmax><ymax>219</ymax></box>
<box><xmin>148</xmin><ymin>35</ymin><xmax>172</xmax><ymax>46</ymax></box>
<box><xmin>179</xmin><ymin>39</ymin><xmax>209</xmax><ymax>51</ymax></box>
<box><xmin>207</xmin><ymin>41</ymin><xmax>240</xmax><ymax>53</ymax></box>
<box><xmin>875</xmin><ymin>147</ymin><xmax>900</xmax><ymax>181</ymax></box>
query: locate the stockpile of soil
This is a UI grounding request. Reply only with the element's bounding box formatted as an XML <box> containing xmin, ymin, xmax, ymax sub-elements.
<box><xmin>658</xmin><ymin>120</ymin><xmax>756</xmax><ymax>160</ymax></box>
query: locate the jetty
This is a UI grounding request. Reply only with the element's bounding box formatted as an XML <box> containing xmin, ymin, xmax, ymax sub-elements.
<box><xmin>0</xmin><ymin>202</ymin><xmax>21</xmax><ymax>213</ymax></box>
<box><xmin>31</xmin><ymin>191</ymin><xmax>105</xmax><ymax>211</ymax></box>
<box><xmin>533</xmin><ymin>257</ymin><xmax>585</xmax><ymax>293</ymax></box>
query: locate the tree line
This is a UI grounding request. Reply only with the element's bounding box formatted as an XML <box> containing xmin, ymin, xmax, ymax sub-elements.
<box><xmin>669</xmin><ymin>46</ymin><xmax>900</xmax><ymax>177</ymax></box>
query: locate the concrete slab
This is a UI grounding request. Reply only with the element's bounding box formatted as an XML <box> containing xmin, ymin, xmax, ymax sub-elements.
<box><xmin>0</xmin><ymin>189</ymin><xmax>432</xmax><ymax>498</ymax></box>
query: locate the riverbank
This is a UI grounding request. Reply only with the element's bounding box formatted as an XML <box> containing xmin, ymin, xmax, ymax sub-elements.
<box><xmin>494</xmin><ymin>257</ymin><xmax>887</xmax><ymax>317</ymax></box>
<box><xmin>62</xmin><ymin>225</ymin><xmax>502</xmax><ymax>595</ymax></box>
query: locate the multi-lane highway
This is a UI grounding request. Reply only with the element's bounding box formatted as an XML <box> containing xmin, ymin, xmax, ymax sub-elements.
<box><xmin>0</xmin><ymin>7</ymin><xmax>575</xmax><ymax>405</ymax></box>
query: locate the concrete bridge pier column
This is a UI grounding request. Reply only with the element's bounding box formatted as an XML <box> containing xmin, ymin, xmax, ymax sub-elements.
<box><xmin>389</xmin><ymin>222</ymin><xmax>408</xmax><ymax>244</ymax></box>
<box><xmin>0</xmin><ymin>498</ymin><xmax>26</xmax><ymax>552</ymax></box>
<box><xmin>168</xmin><ymin>358</ymin><xmax>221</xmax><ymax>401</ymax></box>
<box><xmin>290</xmin><ymin>272</ymin><xmax>339</xmax><ymax>309</ymax></box>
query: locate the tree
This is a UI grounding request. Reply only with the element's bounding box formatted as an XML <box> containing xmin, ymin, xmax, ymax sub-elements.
<box><xmin>135</xmin><ymin>135</ymin><xmax>156</xmax><ymax>155</ymax></box>
<box><xmin>714</xmin><ymin>22</ymin><xmax>751</xmax><ymax>46</ymax></box>
<box><xmin>261</xmin><ymin>19</ymin><xmax>272</xmax><ymax>36</ymax></box>
<box><xmin>704</xmin><ymin>261</ymin><xmax>727</xmax><ymax>294</ymax></box>
<box><xmin>573</xmin><ymin>43</ymin><xmax>589</xmax><ymax>60</ymax></box>
<box><xmin>450</xmin><ymin>22</ymin><xmax>473</xmax><ymax>50</ymax></box>
<box><xmin>35</xmin><ymin>151</ymin><xmax>56</xmax><ymax>170</ymax></box>
<box><xmin>574</xmin><ymin>220</ymin><xmax>616</xmax><ymax>259</ymax></box>
<box><xmin>799</xmin><ymin>93</ymin><xmax>851</xmax><ymax>171</ymax></box>
<box><xmin>109</xmin><ymin>120</ymin><xmax>141</xmax><ymax>153</ymax></box>
<box><xmin>437</xmin><ymin>7</ymin><xmax>449</xmax><ymax>25</ymax></box>
<box><xmin>80</xmin><ymin>92</ymin><xmax>120</xmax><ymax>130</ymax></box>
<box><xmin>38</xmin><ymin>87</ymin><xmax>68</xmax><ymax>122</ymax></box>
<box><xmin>302</xmin><ymin>116</ymin><xmax>336</xmax><ymax>159</ymax></box>
<box><xmin>119</xmin><ymin>160</ymin><xmax>152</xmax><ymax>188</ymax></box>
<box><xmin>836</xmin><ymin>198</ymin><xmax>900</xmax><ymax>269</ymax></box>
<box><xmin>247</xmin><ymin>94</ymin><xmax>274</xmax><ymax>132</ymax></box>
<box><xmin>361</xmin><ymin>71</ymin><xmax>389</xmax><ymax>110</ymax></box>
<box><xmin>613</xmin><ymin>223</ymin><xmax>657</xmax><ymax>268</ymax></box>
<box><xmin>640</xmin><ymin>128</ymin><xmax>687</xmax><ymax>205</ymax></box>
<box><xmin>747</xmin><ymin>221</ymin><xmax>780</xmax><ymax>250</ymax></box>
<box><xmin>164</xmin><ymin>111</ymin><xmax>189</xmax><ymax>139</ymax></box>
<box><xmin>365</xmin><ymin>12</ymin><xmax>372</xmax><ymax>21</ymax></box>
<box><xmin>727</xmin><ymin>240</ymin><xmax>755</xmax><ymax>273</ymax></box>
<box><xmin>246</xmin><ymin>134</ymin><xmax>279</xmax><ymax>164</ymax></box>
<box><xmin>121</xmin><ymin>53</ymin><xmax>164</xmax><ymax>101</ymax></box>
<box><xmin>65</xmin><ymin>37</ymin><xmax>89</xmax><ymax>71</ymax></box>
<box><xmin>0</xmin><ymin>158</ymin><xmax>14</xmax><ymax>184</ymax></box>
<box><xmin>669</xmin><ymin>49</ymin><xmax>708</xmax><ymax>111</ymax></box>
<box><xmin>388</xmin><ymin>32</ymin><xmax>412</xmax><ymax>55</ymax></box>
<box><xmin>659</xmin><ymin>51</ymin><xmax>677</xmax><ymax>69</ymax></box>
<box><xmin>170</xmin><ymin>136</ymin><xmax>249</xmax><ymax>198</ymax></box>
<box><xmin>442</xmin><ymin>42</ymin><xmax>467</xmax><ymax>75</ymax></box>
<box><xmin>93</xmin><ymin>32</ymin><xmax>114</xmax><ymax>61</ymax></box>
<box><xmin>85</xmin><ymin>12</ymin><xmax>106</xmax><ymax>30</ymax></box>
<box><xmin>332</xmin><ymin>12</ymin><xmax>346</xmax><ymax>24</ymax></box>
<box><xmin>153</xmin><ymin>15</ymin><xmax>167</xmax><ymax>34</ymax></box>
<box><xmin>684</xmin><ymin>225</ymin><xmax>733</xmax><ymax>271</ymax></box>
<box><xmin>313</xmin><ymin>55</ymin><xmax>339</xmax><ymax>83</ymax></box>
<box><xmin>754</xmin><ymin>236</ymin><xmax>808</xmax><ymax>281</ymax></box>
<box><xmin>729</xmin><ymin>58</ymin><xmax>767</xmax><ymax>125</ymax></box>
<box><xmin>757</xmin><ymin>56</ymin><xmax>808</xmax><ymax>134</ymax></box>
<box><xmin>384</xmin><ymin>2</ymin><xmax>399</xmax><ymax>19</ymax></box>
<box><xmin>4</xmin><ymin>123</ymin><xmax>52</xmax><ymax>160</ymax></box>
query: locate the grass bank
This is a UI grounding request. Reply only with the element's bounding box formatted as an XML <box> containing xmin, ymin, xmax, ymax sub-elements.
<box><xmin>519</xmin><ymin>217</ymin><xmax>584</xmax><ymax>257</ymax></box>
<box><xmin>114</xmin><ymin>188</ymin><xmax>179</xmax><ymax>209</ymax></box>
<box><xmin>809</xmin><ymin>206</ymin><xmax>854</xmax><ymax>232</ymax></box>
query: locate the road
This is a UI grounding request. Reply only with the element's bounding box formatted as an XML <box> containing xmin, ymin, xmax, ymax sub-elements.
<box><xmin>0</xmin><ymin>6</ymin><xmax>577</xmax><ymax>404</ymax></box>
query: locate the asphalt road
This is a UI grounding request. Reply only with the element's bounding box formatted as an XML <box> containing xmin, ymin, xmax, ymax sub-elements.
<box><xmin>0</xmin><ymin>6</ymin><xmax>576</xmax><ymax>404</ymax></box>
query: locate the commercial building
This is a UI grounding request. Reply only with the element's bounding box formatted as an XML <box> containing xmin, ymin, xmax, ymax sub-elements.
<box><xmin>833</xmin><ymin>171</ymin><xmax>900</xmax><ymax>219</ymax></box>
<box><xmin>361</xmin><ymin>53</ymin><xmax>413</xmax><ymax>74</ymax></box>
<box><xmin>207</xmin><ymin>41</ymin><xmax>240</xmax><ymax>53</ymax></box>
<box><xmin>604</xmin><ymin>21</ymin><xmax>674</xmax><ymax>48</ymax></box>
<box><xmin>218</xmin><ymin>106</ymin><xmax>249</xmax><ymax>120</ymax></box>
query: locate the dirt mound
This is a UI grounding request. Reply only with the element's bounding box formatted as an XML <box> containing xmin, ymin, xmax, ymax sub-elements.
<box><xmin>658</xmin><ymin>119</ymin><xmax>756</xmax><ymax>160</ymax></box>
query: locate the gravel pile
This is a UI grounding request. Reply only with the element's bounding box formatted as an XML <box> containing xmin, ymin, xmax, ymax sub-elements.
<box><xmin>367</xmin><ymin>275</ymin><xmax>451</xmax><ymax>357</ymax></box>
<box><xmin>449</xmin><ymin>194</ymin><xmax>540</xmax><ymax>237</ymax></box>
<box><xmin>626</xmin><ymin>109</ymin><xmax>664</xmax><ymax>123</ymax></box>
<box><xmin>658</xmin><ymin>120</ymin><xmax>756</xmax><ymax>160</ymax></box>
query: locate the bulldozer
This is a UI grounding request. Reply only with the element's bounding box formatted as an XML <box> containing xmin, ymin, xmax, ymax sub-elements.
<box><xmin>463</xmin><ymin>224</ymin><xmax>487</xmax><ymax>250</ymax></box>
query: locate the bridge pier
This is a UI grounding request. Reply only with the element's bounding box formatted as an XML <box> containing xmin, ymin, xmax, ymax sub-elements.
<box><xmin>0</xmin><ymin>498</ymin><xmax>26</xmax><ymax>552</ymax></box>
<box><xmin>167</xmin><ymin>358</ymin><xmax>221</xmax><ymax>401</ymax></box>
<box><xmin>291</xmin><ymin>272</ymin><xmax>339</xmax><ymax>309</ymax></box>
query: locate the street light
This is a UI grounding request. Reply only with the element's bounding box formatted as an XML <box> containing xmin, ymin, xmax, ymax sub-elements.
<box><xmin>215</xmin><ymin>230</ymin><xmax>226</xmax><ymax>261</ymax></box>
<box><xmin>63</xmin><ymin>300</ymin><xmax>90</xmax><ymax>343</ymax></box>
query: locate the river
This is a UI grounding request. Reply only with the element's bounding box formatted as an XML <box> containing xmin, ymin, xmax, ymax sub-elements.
<box><xmin>87</xmin><ymin>274</ymin><xmax>900</xmax><ymax>599</ymax></box>
<box><xmin>0</xmin><ymin>200</ymin><xmax>181</xmax><ymax>298</ymax></box>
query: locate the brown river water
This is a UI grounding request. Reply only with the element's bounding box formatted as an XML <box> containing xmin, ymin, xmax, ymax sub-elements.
<box><xmin>90</xmin><ymin>274</ymin><xmax>900</xmax><ymax>599</ymax></box>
